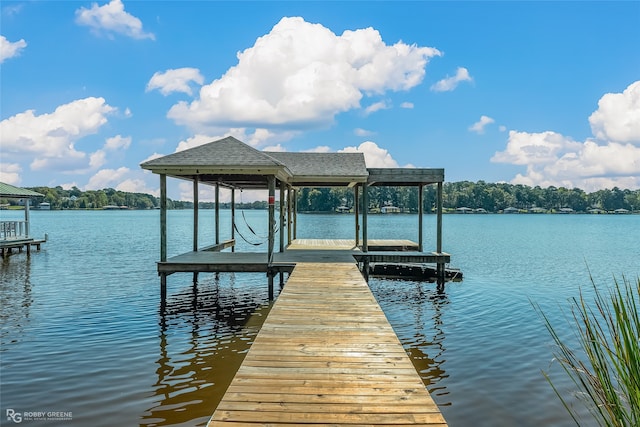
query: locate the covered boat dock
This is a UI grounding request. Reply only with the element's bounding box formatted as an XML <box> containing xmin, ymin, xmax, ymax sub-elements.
<box><xmin>140</xmin><ymin>136</ymin><xmax>450</xmax><ymax>295</ymax></box>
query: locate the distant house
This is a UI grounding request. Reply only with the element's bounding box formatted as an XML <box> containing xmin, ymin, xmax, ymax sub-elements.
<box><xmin>559</xmin><ymin>207</ymin><xmax>574</xmax><ymax>214</ymax></box>
<box><xmin>503</xmin><ymin>207</ymin><xmax>519</xmax><ymax>214</ymax></box>
<box><xmin>588</xmin><ymin>208</ymin><xmax>605</xmax><ymax>214</ymax></box>
<box><xmin>380</xmin><ymin>205</ymin><xmax>401</xmax><ymax>214</ymax></box>
<box><xmin>336</xmin><ymin>206</ymin><xmax>350</xmax><ymax>213</ymax></box>
<box><xmin>474</xmin><ymin>208</ymin><xmax>488</xmax><ymax>214</ymax></box>
<box><xmin>529</xmin><ymin>207</ymin><xmax>546</xmax><ymax>214</ymax></box>
<box><xmin>37</xmin><ymin>202</ymin><xmax>51</xmax><ymax>210</ymax></box>
<box><xmin>455</xmin><ymin>207</ymin><xmax>473</xmax><ymax>214</ymax></box>
<box><xmin>614</xmin><ymin>208</ymin><xmax>630</xmax><ymax>214</ymax></box>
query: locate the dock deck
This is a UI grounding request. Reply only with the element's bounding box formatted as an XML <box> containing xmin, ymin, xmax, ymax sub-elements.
<box><xmin>158</xmin><ymin>239</ymin><xmax>450</xmax><ymax>275</ymax></box>
<box><xmin>209</xmin><ymin>262</ymin><xmax>447</xmax><ymax>426</ymax></box>
<box><xmin>0</xmin><ymin>237</ymin><xmax>46</xmax><ymax>257</ymax></box>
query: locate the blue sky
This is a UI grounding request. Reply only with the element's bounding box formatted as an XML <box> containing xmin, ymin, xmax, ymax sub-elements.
<box><xmin>1</xmin><ymin>1</ymin><xmax>639</xmax><ymax>201</ymax></box>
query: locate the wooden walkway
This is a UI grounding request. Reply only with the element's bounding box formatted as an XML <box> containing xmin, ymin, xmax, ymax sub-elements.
<box><xmin>208</xmin><ymin>262</ymin><xmax>447</xmax><ymax>426</ymax></box>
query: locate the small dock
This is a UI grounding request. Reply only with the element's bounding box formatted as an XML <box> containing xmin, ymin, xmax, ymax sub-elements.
<box><xmin>0</xmin><ymin>237</ymin><xmax>47</xmax><ymax>257</ymax></box>
<box><xmin>209</xmin><ymin>262</ymin><xmax>447</xmax><ymax>426</ymax></box>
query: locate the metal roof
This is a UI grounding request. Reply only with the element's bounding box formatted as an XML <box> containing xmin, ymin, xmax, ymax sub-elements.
<box><xmin>0</xmin><ymin>182</ymin><xmax>44</xmax><ymax>198</ymax></box>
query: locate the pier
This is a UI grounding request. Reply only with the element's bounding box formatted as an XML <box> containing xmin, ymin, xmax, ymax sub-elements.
<box><xmin>141</xmin><ymin>136</ymin><xmax>453</xmax><ymax>424</ymax></box>
<box><xmin>0</xmin><ymin>182</ymin><xmax>46</xmax><ymax>257</ymax></box>
<box><xmin>209</xmin><ymin>262</ymin><xmax>447</xmax><ymax>426</ymax></box>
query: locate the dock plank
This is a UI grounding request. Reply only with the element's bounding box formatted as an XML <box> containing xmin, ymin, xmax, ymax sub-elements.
<box><xmin>208</xmin><ymin>262</ymin><xmax>446</xmax><ymax>426</ymax></box>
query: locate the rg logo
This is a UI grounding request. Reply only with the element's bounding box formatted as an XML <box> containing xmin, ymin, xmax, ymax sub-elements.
<box><xmin>6</xmin><ymin>409</ymin><xmax>22</xmax><ymax>423</ymax></box>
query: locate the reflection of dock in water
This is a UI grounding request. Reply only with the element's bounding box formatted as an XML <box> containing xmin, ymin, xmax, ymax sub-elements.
<box><xmin>208</xmin><ymin>263</ymin><xmax>448</xmax><ymax>426</ymax></box>
<box><xmin>143</xmin><ymin>274</ymin><xmax>272</xmax><ymax>426</ymax></box>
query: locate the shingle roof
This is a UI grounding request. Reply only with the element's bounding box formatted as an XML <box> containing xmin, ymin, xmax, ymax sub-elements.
<box><xmin>0</xmin><ymin>182</ymin><xmax>44</xmax><ymax>198</ymax></box>
<box><xmin>141</xmin><ymin>136</ymin><xmax>286</xmax><ymax>169</ymax></box>
<box><xmin>266</xmin><ymin>152</ymin><xmax>368</xmax><ymax>183</ymax></box>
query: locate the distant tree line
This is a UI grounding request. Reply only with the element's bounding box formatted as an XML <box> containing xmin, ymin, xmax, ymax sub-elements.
<box><xmin>297</xmin><ymin>182</ymin><xmax>640</xmax><ymax>213</ymax></box>
<box><xmin>1</xmin><ymin>182</ymin><xmax>637</xmax><ymax>213</ymax></box>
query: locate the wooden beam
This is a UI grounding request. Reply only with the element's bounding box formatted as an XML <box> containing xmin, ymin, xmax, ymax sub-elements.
<box><xmin>24</xmin><ymin>198</ymin><xmax>30</xmax><ymax>237</ymax></box>
<box><xmin>193</xmin><ymin>177</ymin><xmax>199</xmax><ymax>252</ymax></box>
<box><xmin>287</xmin><ymin>187</ymin><xmax>292</xmax><ymax>246</ymax></box>
<box><xmin>437</xmin><ymin>182</ymin><xmax>443</xmax><ymax>253</ymax></box>
<box><xmin>293</xmin><ymin>189</ymin><xmax>298</xmax><ymax>240</ymax></box>
<box><xmin>160</xmin><ymin>174</ymin><xmax>167</xmax><ymax>262</ymax></box>
<box><xmin>279</xmin><ymin>183</ymin><xmax>285</xmax><ymax>252</ymax></box>
<box><xmin>231</xmin><ymin>188</ymin><xmax>236</xmax><ymax>252</ymax></box>
<box><xmin>418</xmin><ymin>184</ymin><xmax>423</xmax><ymax>252</ymax></box>
<box><xmin>354</xmin><ymin>185</ymin><xmax>360</xmax><ymax>247</ymax></box>
<box><xmin>362</xmin><ymin>182</ymin><xmax>368</xmax><ymax>253</ymax></box>
<box><xmin>215</xmin><ymin>182</ymin><xmax>220</xmax><ymax>245</ymax></box>
<box><xmin>268</xmin><ymin>176</ymin><xmax>276</xmax><ymax>264</ymax></box>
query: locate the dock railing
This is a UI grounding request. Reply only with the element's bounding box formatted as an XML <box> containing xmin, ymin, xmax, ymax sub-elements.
<box><xmin>0</xmin><ymin>221</ymin><xmax>29</xmax><ymax>241</ymax></box>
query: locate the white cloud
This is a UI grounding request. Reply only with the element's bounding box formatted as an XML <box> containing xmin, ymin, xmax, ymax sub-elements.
<box><xmin>168</xmin><ymin>16</ymin><xmax>441</xmax><ymax>131</ymax></box>
<box><xmin>105</xmin><ymin>135</ymin><xmax>131</xmax><ymax>150</ymax></box>
<box><xmin>174</xmin><ymin>128</ymin><xmax>297</xmax><ymax>152</ymax></box>
<box><xmin>492</xmin><ymin>81</ymin><xmax>640</xmax><ymax>191</ymax></box>
<box><xmin>469</xmin><ymin>115</ymin><xmax>495</xmax><ymax>134</ymax></box>
<box><xmin>499</xmin><ymin>125</ymin><xmax>507</xmax><ymax>132</ymax></box>
<box><xmin>492</xmin><ymin>130</ymin><xmax>584</xmax><ymax>165</ymax></box>
<box><xmin>140</xmin><ymin>152</ymin><xmax>163</xmax><ymax>164</ymax></box>
<box><xmin>84</xmin><ymin>167</ymin><xmax>131</xmax><ymax>190</ymax></box>
<box><xmin>75</xmin><ymin>0</ymin><xmax>154</xmax><ymax>40</ymax></box>
<box><xmin>0</xmin><ymin>97</ymin><xmax>115</xmax><ymax>172</ymax></box>
<box><xmin>304</xmin><ymin>146</ymin><xmax>332</xmax><ymax>153</ymax></box>
<box><xmin>0</xmin><ymin>163</ymin><xmax>22</xmax><ymax>185</ymax></box>
<box><xmin>589</xmin><ymin>80</ymin><xmax>640</xmax><ymax>144</ymax></box>
<box><xmin>354</xmin><ymin>128</ymin><xmax>375</xmax><ymax>137</ymax></box>
<box><xmin>262</xmin><ymin>143</ymin><xmax>286</xmax><ymax>152</ymax></box>
<box><xmin>0</xmin><ymin>35</ymin><xmax>27</xmax><ymax>63</ymax></box>
<box><xmin>89</xmin><ymin>150</ymin><xmax>107</xmax><ymax>169</ymax></box>
<box><xmin>431</xmin><ymin>67</ymin><xmax>472</xmax><ymax>92</ymax></box>
<box><xmin>364</xmin><ymin>100</ymin><xmax>390</xmax><ymax>115</ymax></box>
<box><xmin>115</xmin><ymin>178</ymin><xmax>159</xmax><ymax>196</ymax></box>
<box><xmin>147</xmin><ymin>68</ymin><xmax>204</xmax><ymax>96</ymax></box>
<box><xmin>400</xmin><ymin>102</ymin><xmax>414</xmax><ymax>109</ymax></box>
<box><xmin>339</xmin><ymin>141</ymin><xmax>399</xmax><ymax>168</ymax></box>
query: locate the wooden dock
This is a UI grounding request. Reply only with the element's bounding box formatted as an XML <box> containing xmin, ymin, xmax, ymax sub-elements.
<box><xmin>158</xmin><ymin>239</ymin><xmax>449</xmax><ymax>275</ymax></box>
<box><xmin>208</xmin><ymin>262</ymin><xmax>447</xmax><ymax>426</ymax></box>
<box><xmin>0</xmin><ymin>237</ymin><xmax>47</xmax><ymax>257</ymax></box>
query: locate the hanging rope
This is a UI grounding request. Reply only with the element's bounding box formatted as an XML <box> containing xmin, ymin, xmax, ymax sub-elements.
<box><xmin>236</xmin><ymin>190</ymin><xmax>280</xmax><ymax>240</ymax></box>
<box><xmin>233</xmin><ymin>222</ymin><xmax>263</xmax><ymax>246</ymax></box>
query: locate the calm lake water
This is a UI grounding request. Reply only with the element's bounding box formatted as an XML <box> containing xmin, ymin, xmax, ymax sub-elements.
<box><xmin>1</xmin><ymin>209</ymin><xmax>638</xmax><ymax>426</ymax></box>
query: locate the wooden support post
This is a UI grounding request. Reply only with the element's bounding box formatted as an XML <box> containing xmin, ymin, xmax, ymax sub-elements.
<box><xmin>268</xmin><ymin>270</ymin><xmax>275</xmax><ymax>300</ymax></box>
<box><xmin>24</xmin><ymin>198</ymin><xmax>30</xmax><ymax>238</ymax></box>
<box><xmin>279</xmin><ymin>183</ymin><xmax>285</xmax><ymax>252</ymax></box>
<box><xmin>231</xmin><ymin>188</ymin><xmax>236</xmax><ymax>252</ymax></box>
<box><xmin>193</xmin><ymin>177</ymin><xmax>199</xmax><ymax>252</ymax></box>
<box><xmin>437</xmin><ymin>181</ymin><xmax>443</xmax><ymax>253</ymax></box>
<box><xmin>215</xmin><ymin>182</ymin><xmax>220</xmax><ymax>245</ymax></box>
<box><xmin>287</xmin><ymin>187</ymin><xmax>292</xmax><ymax>246</ymax></box>
<box><xmin>436</xmin><ymin>181</ymin><xmax>445</xmax><ymax>292</ymax></box>
<box><xmin>355</xmin><ymin>185</ymin><xmax>360</xmax><ymax>247</ymax></box>
<box><xmin>293</xmin><ymin>189</ymin><xmax>298</xmax><ymax>240</ymax></box>
<box><xmin>362</xmin><ymin>182</ymin><xmax>369</xmax><ymax>252</ymax></box>
<box><xmin>267</xmin><ymin>176</ymin><xmax>275</xmax><ymax>265</ymax></box>
<box><xmin>418</xmin><ymin>184</ymin><xmax>424</xmax><ymax>252</ymax></box>
<box><xmin>160</xmin><ymin>174</ymin><xmax>167</xmax><ymax>262</ymax></box>
<box><xmin>160</xmin><ymin>273</ymin><xmax>167</xmax><ymax>303</ymax></box>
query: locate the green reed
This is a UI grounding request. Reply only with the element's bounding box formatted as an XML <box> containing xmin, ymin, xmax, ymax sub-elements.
<box><xmin>534</xmin><ymin>275</ymin><xmax>640</xmax><ymax>426</ymax></box>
